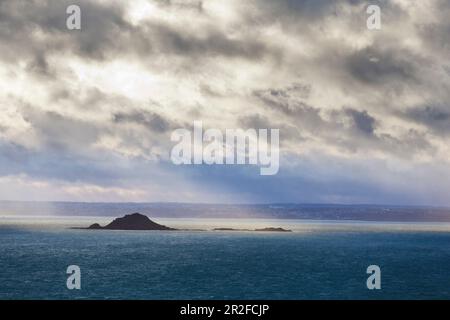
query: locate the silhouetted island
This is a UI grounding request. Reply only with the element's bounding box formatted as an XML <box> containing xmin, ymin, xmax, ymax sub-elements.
<box><xmin>87</xmin><ymin>213</ymin><xmax>176</xmax><ymax>231</ymax></box>
<box><xmin>79</xmin><ymin>213</ymin><xmax>292</xmax><ymax>232</ymax></box>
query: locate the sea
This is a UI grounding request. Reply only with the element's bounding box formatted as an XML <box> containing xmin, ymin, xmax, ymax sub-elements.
<box><xmin>1</xmin><ymin>210</ymin><xmax>450</xmax><ymax>300</ymax></box>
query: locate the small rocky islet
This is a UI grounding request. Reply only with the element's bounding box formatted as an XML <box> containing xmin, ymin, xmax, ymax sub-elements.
<box><xmin>86</xmin><ymin>213</ymin><xmax>175</xmax><ymax>231</ymax></box>
<box><xmin>81</xmin><ymin>213</ymin><xmax>292</xmax><ymax>232</ymax></box>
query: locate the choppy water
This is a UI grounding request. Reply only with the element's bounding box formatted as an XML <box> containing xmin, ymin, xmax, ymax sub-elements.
<box><xmin>1</xmin><ymin>216</ymin><xmax>450</xmax><ymax>299</ymax></box>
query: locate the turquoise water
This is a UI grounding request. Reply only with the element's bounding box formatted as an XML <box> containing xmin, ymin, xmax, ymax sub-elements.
<box><xmin>1</xmin><ymin>217</ymin><xmax>450</xmax><ymax>299</ymax></box>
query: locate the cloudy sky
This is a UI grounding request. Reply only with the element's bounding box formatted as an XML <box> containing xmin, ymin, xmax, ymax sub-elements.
<box><xmin>0</xmin><ymin>0</ymin><xmax>450</xmax><ymax>205</ymax></box>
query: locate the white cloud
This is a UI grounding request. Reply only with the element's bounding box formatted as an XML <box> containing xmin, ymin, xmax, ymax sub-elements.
<box><xmin>0</xmin><ymin>0</ymin><xmax>449</xmax><ymax>204</ymax></box>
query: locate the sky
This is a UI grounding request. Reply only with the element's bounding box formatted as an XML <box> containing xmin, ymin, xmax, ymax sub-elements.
<box><xmin>0</xmin><ymin>0</ymin><xmax>450</xmax><ymax>205</ymax></box>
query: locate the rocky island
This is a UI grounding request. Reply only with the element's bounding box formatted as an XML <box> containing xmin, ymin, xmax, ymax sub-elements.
<box><xmin>80</xmin><ymin>213</ymin><xmax>292</xmax><ymax>232</ymax></box>
<box><xmin>86</xmin><ymin>213</ymin><xmax>176</xmax><ymax>231</ymax></box>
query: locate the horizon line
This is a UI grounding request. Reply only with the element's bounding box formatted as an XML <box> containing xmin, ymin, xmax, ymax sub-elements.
<box><xmin>0</xmin><ymin>200</ymin><xmax>449</xmax><ymax>209</ymax></box>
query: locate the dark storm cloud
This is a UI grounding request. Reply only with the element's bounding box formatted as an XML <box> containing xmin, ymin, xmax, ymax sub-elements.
<box><xmin>255</xmin><ymin>0</ymin><xmax>403</xmax><ymax>33</ymax></box>
<box><xmin>24</xmin><ymin>54</ymin><xmax>55</xmax><ymax>78</ymax></box>
<box><xmin>346</xmin><ymin>46</ymin><xmax>418</xmax><ymax>85</ymax></box>
<box><xmin>150</xmin><ymin>22</ymin><xmax>280</xmax><ymax>60</ymax></box>
<box><xmin>405</xmin><ymin>105</ymin><xmax>450</xmax><ymax>135</ymax></box>
<box><xmin>345</xmin><ymin>108</ymin><xmax>376</xmax><ymax>136</ymax></box>
<box><xmin>253</xmin><ymin>85</ymin><xmax>321</xmax><ymax>134</ymax></box>
<box><xmin>258</xmin><ymin>0</ymin><xmax>338</xmax><ymax>21</ymax></box>
<box><xmin>0</xmin><ymin>0</ymin><xmax>281</xmax><ymax>71</ymax></box>
<box><xmin>0</xmin><ymin>0</ymin><xmax>132</xmax><ymax>62</ymax></box>
<box><xmin>113</xmin><ymin>110</ymin><xmax>172</xmax><ymax>133</ymax></box>
<box><xmin>254</xmin><ymin>85</ymin><xmax>435</xmax><ymax>157</ymax></box>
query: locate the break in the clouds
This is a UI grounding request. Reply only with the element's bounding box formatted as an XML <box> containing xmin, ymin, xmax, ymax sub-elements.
<box><xmin>0</xmin><ymin>0</ymin><xmax>450</xmax><ymax>205</ymax></box>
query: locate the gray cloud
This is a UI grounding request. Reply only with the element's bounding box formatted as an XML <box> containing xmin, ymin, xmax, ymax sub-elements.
<box><xmin>346</xmin><ymin>46</ymin><xmax>418</xmax><ymax>85</ymax></box>
<box><xmin>0</xmin><ymin>0</ymin><xmax>282</xmax><ymax>71</ymax></box>
<box><xmin>113</xmin><ymin>110</ymin><xmax>172</xmax><ymax>133</ymax></box>
<box><xmin>345</xmin><ymin>108</ymin><xmax>376</xmax><ymax>136</ymax></box>
<box><xmin>0</xmin><ymin>0</ymin><xmax>131</xmax><ymax>61</ymax></box>
<box><xmin>0</xmin><ymin>0</ymin><xmax>449</xmax><ymax>204</ymax></box>
<box><xmin>404</xmin><ymin>105</ymin><xmax>450</xmax><ymax>135</ymax></box>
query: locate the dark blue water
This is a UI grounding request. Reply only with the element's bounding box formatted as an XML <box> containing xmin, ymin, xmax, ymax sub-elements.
<box><xmin>1</xmin><ymin>223</ymin><xmax>450</xmax><ymax>299</ymax></box>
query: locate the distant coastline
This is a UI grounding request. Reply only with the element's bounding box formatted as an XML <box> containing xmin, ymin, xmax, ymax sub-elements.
<box><xmin>2</xmin><ymin>201</ymin><xmax>450</xmax><ymax>223</ymax></box>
